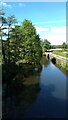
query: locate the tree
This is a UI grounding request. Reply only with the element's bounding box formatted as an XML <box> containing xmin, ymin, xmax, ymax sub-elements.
<box><xmin>1</xmin><ymin>15</ymin><xmax>42</xmax><ymax>66</ymax></box>
<box><xmin>0</xmin><ymin>13</ymin><xmax>17</xmax><ymax>64</ymax></box>
<box><xmin>9</xmin><ymin>25</ymin><xmax>23</xmax><ymax>63</ymax></box>
<box><xmin>6</xmin><ymin>15</ymin><xmax>17</xmax><ymax>63</ymax></box>
<box><xmin>41</xmin><ymin>39</ymin><xmax>51</xmax><ymax>52</ymax></box>
<box><xmin>62</xmin><ymin>42</ymin><xmax>68</xmax><ymax>49</ymax></box>
<box><xmin>0</xmin><ymin>10</ymin><xmax>7</xmax><ymax>64</ymax></box>
<box><xmin>20</xmin><ymin>19</ymin><xmax>42</xmax><ymax>65</ymax></box>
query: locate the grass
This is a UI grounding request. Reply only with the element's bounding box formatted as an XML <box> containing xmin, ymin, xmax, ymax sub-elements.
<box><xmin>52</xmin><ymin>49</ymin><xmax>68</xmax><ymax>58</ymax></box>
<box><xmin>51</xmin><ymin>49</ymin><xmax>68</xmax><ymax>71</ymax></box>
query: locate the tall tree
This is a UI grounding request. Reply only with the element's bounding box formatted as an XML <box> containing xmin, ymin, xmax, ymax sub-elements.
<box><xmin>7</xmin><ymin>15</ymin><xmax>17</xmax><ymax>63</ymax></box>
<box><xmin>0</xmin><ymin>10</ymin><xmax>7</xmax><ymax>64</ymax></box>
<box><xmin>9</xmin><ymin>25</ymin><xmax>23</xmax><ymax>63</ymax></box>
<box><xmin>20</xmin><ymin>19</ymin><xmax>42</xmax><ymax>65</ymax></box>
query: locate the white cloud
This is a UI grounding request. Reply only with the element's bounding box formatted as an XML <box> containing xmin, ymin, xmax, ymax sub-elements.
<box><xmin>18</xmin><ymin>3</ymin><xmax>25</xmax><ymax>7</ymax></box>
<box><xmin>36</xmin><ymin>26</ymin><xmax>66</xmax><ymax>45</ymax></box>
<box><xmin>0</xmin><ymin>2</ymin><xmax>26</xmax><ymax>9</ymax></box>
<box><xmin>1</xmin><ymin>25</ymin><xmax>15</xmax><ymax>36</ymax></box>
<box><xmin>45</xmin><ymin>34</ymin><xmax>66</xmax><ymax>45</ymax></box>
<box><xmin>0</xmin><ymin>2</ymin><xmax>12</xmax><ymax>8</ymax></box>
<box><xmin>50</xmin><ymin>26</ymin><xmax>66</xmax><ymax>34</ymax></box>
<box><xmin>49</xmin><ymin>26</ymin><xmax>66</xmax><ymax>45</ymax></box>
<box><xmin>35</xmin><ymin>26</ymin><xmax>49</xmax><ymax>33</ymax></box>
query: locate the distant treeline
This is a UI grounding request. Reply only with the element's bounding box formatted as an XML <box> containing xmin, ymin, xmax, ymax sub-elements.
<box><xmin>51</xmin><ymin>44</ymin><xmax>68</xmax><ymax>49</ymax></box>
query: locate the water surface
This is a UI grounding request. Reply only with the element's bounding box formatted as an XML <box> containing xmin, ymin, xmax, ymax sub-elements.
<box><xmin>3</xmin><ymin>57</ymin><xmax>67</xmax><ymax>119</ymax></box>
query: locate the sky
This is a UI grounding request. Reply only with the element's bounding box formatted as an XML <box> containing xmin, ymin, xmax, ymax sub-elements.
<box><xmin>0</xmin><ymin>1</ymin><xmax>66</xmax><ymax>45</ymax></box>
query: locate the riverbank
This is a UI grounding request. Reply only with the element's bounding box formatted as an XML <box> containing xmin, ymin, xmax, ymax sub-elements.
<box><xmin>43</xmin><ymin>52</ymin><xmax>68</xmax><ymax>72</ymax></box>
<box><xmin>52</xmin><ymin>49</ymin><xmax>68</xmax><ymax>58</ymax></box>
<box><xmin>50</xmin><ymin>53</ymin><xmax>68</xmax><ymax>71</ymax></box>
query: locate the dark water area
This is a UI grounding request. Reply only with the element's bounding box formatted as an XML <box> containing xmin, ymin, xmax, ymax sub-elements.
<box><xmin>2</xmin><ymin>56</ymin><xmax>68</xmax><ymax>119</ymax></box>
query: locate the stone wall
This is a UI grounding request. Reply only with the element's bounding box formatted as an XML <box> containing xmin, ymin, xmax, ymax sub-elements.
<box><xmin>49</xmin><ymin>54</ymin><xmax>68</xmax><ymax>71</ymax></box>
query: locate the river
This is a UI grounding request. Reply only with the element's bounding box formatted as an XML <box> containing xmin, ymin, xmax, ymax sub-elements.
<box><xmin>3</xmin><ymin>56</ymin><xmax>68</xmax><ymax>119</ymax></box>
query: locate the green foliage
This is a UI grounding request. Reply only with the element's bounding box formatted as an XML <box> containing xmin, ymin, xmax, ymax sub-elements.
<box><xmin>1</xmin><ymin>11</ymin><xmax>42</xmax><ymax>84</ymax></box>
<box><xmin>51</xmin><ymin>45</ymin><xmax>62</xmax><ymax>49</ymax></box>
<box><xmin>62</xmin><ymin>42</ymin><xmax>68</xmax><ymax>49</ymax></box>
<box><xmin>20</xmin><ymin>19</ymin><xmax>42</xmax><ymax>65</ymax></box>
<box><xmin>9</xmin><ymin>26</ymin><xmax>23</xmax><ymax>63</ymax></box>
<box><xmin>0</xmin><ymin>10</ymin><xmax>7</xmax><ymax>25</ymax></box>
<box><xmin>52</xmin><ymin>50</ymin><xmax>68</xmax><ymax>58</ymax></box>
<box><xmin>0</xmin><ymin>7</ymin><xmax>42</xmax><ymax>67</ymax></box>
<box><xmin>51</xmin><ymin>43</ymin><xmax>68</xmax><ymax>49</ymax></box>
<box><xmin>41</xmin><ymin>39</ymin><xmax>51</xmax><ymax>52</ymax></box>
<box><xmin>7</xmin><ymin>15</ymin><xmax>17</xmax><ymax>27</ymax></box>
<box><xmin>2</xmin><ymin>17</ymin><xmax>42</xmax><ymax>66</ymax></box>
<box><xmin>0</xmin><ymin>10</ymin><xmax>7</xmax><ymax>64</ymax></box>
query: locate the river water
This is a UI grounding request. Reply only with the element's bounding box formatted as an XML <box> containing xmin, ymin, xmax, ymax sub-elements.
<box><xmin>3</xmin><ymin>56</ymin><xmax>68</xmax><ymax>119</ymax></box>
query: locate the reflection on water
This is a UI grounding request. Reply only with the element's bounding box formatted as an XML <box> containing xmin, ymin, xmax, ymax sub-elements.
<box><xmin>3</xmin><ymin>56</ymin><xmax>67</xmax><ymax>119</ymax></box>
<box><xmin>41</xmin><ymin>56</ymin><xmax>50</xmax><ymax>67</ymax></box>
<box><xmin>3</xmin><ymin>74</ymin><xmax>41</xmax><ymax>119</ymax></box>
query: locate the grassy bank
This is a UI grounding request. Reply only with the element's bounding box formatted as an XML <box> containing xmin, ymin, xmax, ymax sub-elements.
<box><xmin>56</xmin><ymin>58</ymin><xmax>68</xmax><ymax>71</ymax></box>
<box><xmin>50</xmin><ymin>54</ymin><xmax>68</xmax><ymax>72</ymax></box>
<box><xmin>52</xmin><ymin>49</ymin><xmax>68</xmax><ymax>58</ymax></box>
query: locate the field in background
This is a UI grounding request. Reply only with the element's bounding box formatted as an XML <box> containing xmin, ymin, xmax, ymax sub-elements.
<box><xmin>52</xmin><ymin>49</ymin><xmax>68</xmax><ymax>58</ymax></box>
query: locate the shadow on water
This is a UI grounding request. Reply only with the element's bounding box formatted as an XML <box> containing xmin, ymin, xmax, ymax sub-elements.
<box><xmin>2</xmin><ymin>66</ymin><xmax>42</xmax><ymax>119</ymax></box>
<box><xmin>3</xmin><ymin>83</ymin><xmax>68</xmax><ymax>119</ymax></box>
<box><xmin>2</xmin><ymin>57</ymin><xmax>68</xmax><ymax>119</ymax></box>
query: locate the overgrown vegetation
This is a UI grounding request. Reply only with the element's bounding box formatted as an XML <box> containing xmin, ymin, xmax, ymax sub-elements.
<box><xmin>0</xmin><ymin>9</ymin><xmax>68</xmax><ymax>83</ymax></box>
<box><xmin>41</xmin><ymin>39</ymin><xmax>51</xmax><ymax>52</ymax></box>
<box><xmin>52</xmin><ymin>50</ymin><xmax>68</xmax><ymax>58</ymax></box>
<box><xmin>51</xmin><ymin>43</ymin><xmax>68</xmax><ymax>49</ymax></box>
<box><xmin>0</xmin><ymin>10</ymin><xmax>42</xmax><ymax>83</ymax></box>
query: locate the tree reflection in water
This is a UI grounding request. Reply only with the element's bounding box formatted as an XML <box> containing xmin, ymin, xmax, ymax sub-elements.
<box><xmin>2</xmin><ymin>56</ymin><xmax>67</xmax><ymax>119</ymax></box>
<box><xmin>3</xmin><ymin>69</ymin><xmax>41</xmax><ymax>119</ymax></box>
<box><xmin>41</xmin><ymin>56</ymin><xmax>50</xmax><ymax>67</ymax></box>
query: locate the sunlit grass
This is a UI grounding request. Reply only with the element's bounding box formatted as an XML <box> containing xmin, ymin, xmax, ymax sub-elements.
<box><xmin>53</xmin><ymin>50</ymin><xmax>68</xmax><ymax>58</ymax></box>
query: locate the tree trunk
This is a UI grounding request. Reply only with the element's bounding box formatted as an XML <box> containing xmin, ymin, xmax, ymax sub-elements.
<box><xmin>1</xmin><ymin>36</ymin><xmax>7</xmax><ymax>64</ymax></box>
<box><xmin>8</xmin><ymin>27</ymin><xmax>10</xmax><ymax>64</ymax></box>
